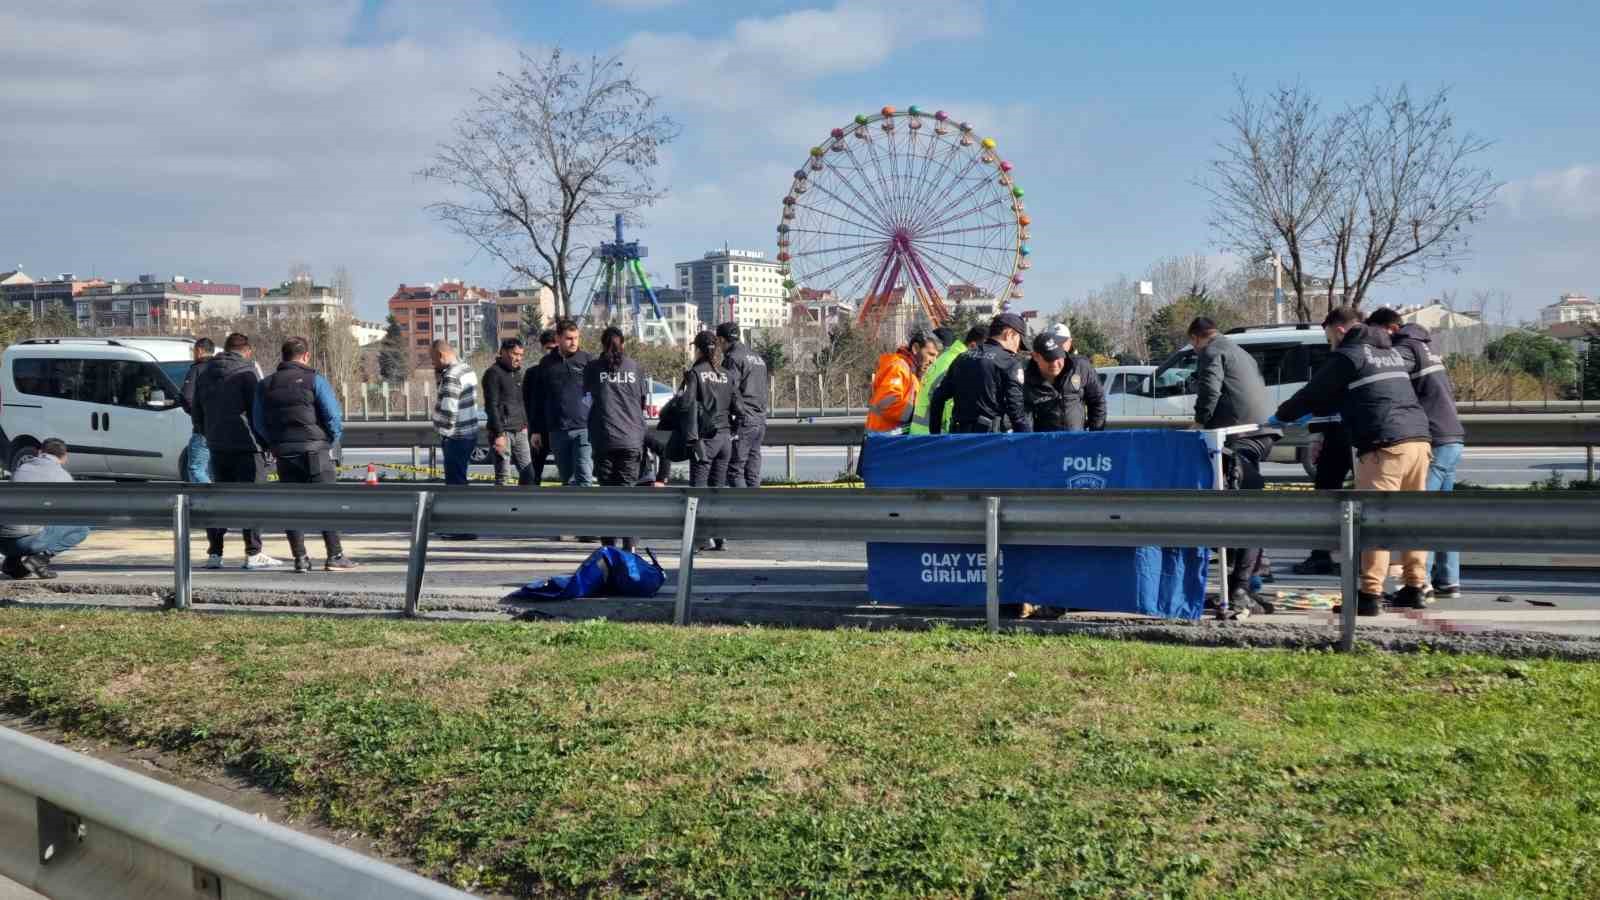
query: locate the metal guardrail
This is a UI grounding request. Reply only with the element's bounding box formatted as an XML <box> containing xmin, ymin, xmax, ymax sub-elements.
<box><xmin>2</xmin><ymin>482</ymin><xmax>1597</xmax><ymax>649</ymax></box>
<box><xmin>0</xmin><ymin>726</ymin><xmax>470</xmax><ymax>900</ymax></box>
<box><xmin>340</xmin><ymin>414</ymin><xmax>1600</xmax><ymax>450</ymax></box>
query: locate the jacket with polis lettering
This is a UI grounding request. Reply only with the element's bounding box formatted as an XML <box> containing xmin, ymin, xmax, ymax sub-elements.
<box><xmin>927</xmin><ymin>339</ymin><xmax>1030</xmax><ymax>434</ymax></box>
<box><xmin>678</xmin><ymin>359</ymin><xmax>742</xmax><ymax>444</ymax></box>
<box><xmin>721</xmin><ymin>340</ymin><xmax>769</xmax><ymax>420</ymax></box>
<box><xmin>1392</xmin><ymin>324</ymin><xmax>1463</xmax><ymax>447</ymax></box>
<box><xmin>583</xmin><ymin>355</ymin><xmax>648</xmax><ymax>454</ymax></box>
<box><xmin>1276</xmin><ymin>324</ymin><xmax>1429</xmax><ymax>455</ymax></box>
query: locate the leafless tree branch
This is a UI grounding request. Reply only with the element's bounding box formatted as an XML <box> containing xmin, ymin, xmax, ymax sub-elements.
<box><xmin>418</xmin><ymin>48</ymin><xmax>679</xmax><ymax>319</ymax></box>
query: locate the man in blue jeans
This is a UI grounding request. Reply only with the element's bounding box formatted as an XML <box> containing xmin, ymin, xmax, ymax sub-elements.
<box><xmin>1367</xmin><ymin>309</ymin><xmax>1465</xmax><ymax>599</ymax></box>
<box><xmin>0</xmin><ymin>440</ymin><xmax>89</xmax><ymax>579</ymax></box>
<box><xmin>178</xmin><ymin>337</ymin><xmax>216</xmax><ymax>482</ymax></box>
<box><xmin>431</xmin><ymin>339</ymin><xmax>482</xmax><ymax>539</ymax></box>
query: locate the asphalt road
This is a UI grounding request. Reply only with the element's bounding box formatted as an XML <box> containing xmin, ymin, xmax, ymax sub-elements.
<box><xmin>339</xmin><ymin>445</ymin><xmax>1594</xmax><ymax>486</ymax></box>
<box><xmin>5</xmin><ymin>529</ymin><xmax>1596</xmax><ymax>638</ymax></box>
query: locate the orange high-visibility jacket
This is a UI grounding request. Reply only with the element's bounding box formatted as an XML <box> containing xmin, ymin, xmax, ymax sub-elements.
<box><xmin>866</xmin><ymin>349</ymin><xmax>919</xmax><ymax>432</ymax></box>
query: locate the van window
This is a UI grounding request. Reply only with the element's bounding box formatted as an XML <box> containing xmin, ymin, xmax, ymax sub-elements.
<box><xmin>1281</xmin><ymin>344</ymin><xmax>1333</xmax><ymax>386</ymax></box>
<box><xmin>1244</xmin><ymin>342</ymin><xmax>1297</xmax><ymax>386</ymax></box>
<box><xmin>12</xmin><ymin>358</ymin><xmax>85</xmax><ymax>400</ymax></box>
<box><xmin>1151</xmin><ymin>350</ymin><xmax>1197</xmax><ymax>398</ymax></box>
<box><xmin>79</xmin><ymin>360</ymin><xmax>173</xmax><ymax>408</ymax></box>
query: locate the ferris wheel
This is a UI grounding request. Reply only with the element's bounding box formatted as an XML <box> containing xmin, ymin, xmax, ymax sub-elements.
<box><xmin>776</xmin><ymin>105</ymin><xmax>1031</xmax><ymax>336</ymax></box>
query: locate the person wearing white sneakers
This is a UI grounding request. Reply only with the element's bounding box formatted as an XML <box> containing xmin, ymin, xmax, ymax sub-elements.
<box><xmin>192</xmin><ymin>332</ymin><xmax>284</xmax><ymax>571</ymax></box>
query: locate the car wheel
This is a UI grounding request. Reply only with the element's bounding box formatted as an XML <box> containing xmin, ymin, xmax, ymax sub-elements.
<box><xmin>8</xmin><ymin>440</ymin><xmax>38</xmax><ymax>475</ymax></box>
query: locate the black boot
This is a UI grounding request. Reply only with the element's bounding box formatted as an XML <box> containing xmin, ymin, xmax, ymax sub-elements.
<box><xmin>2</xmin><ymin>556</ymin><xmax>29</xmax><ymax>579</ymax></box>
<box><xmin>1292</xmin><ymin>552</ymin><xmax>1339</xmax><ymax>576</ymax></box>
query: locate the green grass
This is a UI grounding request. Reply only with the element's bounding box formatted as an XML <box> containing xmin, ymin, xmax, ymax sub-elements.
<box><xmin>2</xmin><ymin>610</ymin><xmax>1598</xmax><ymax>897</ymax></box>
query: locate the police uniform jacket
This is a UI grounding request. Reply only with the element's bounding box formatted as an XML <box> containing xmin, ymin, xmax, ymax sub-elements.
<box><xmin>1276</xmin><ymin>324</ymin><xmax>1430</xmax><ymax>455</ymax></box>
<box><xmin>721</xmin><ymin>340</ymin><xmax>769</xmax><ymax>420</ymax></box>
<box><xmin>678</xmin><ymin>359</ymin><xmax>743</xmax><ymax>444</ymax></box>
<box><xmin>583</xmin><ymin>355</ymin><xmax>648</xmax><ymax>454</ymax></box>
<box><xmin>1392</xmin><ymin>324</ymin><xmax>1464</xmax><ymax>447</ymax></box>
<box><xmin>1024</xmin><ymin>356</ymin><xmax>1105</xmax><ymax>432</ymax></box>
<box><xmin>927</xmin><ymin>339</ymin><xmax>1031</xmax><ymax>434</ymax></box>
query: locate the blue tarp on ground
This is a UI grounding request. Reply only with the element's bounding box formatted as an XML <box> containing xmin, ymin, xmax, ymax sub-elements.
<box><xmin>860</xmin><ymin>431</ymin><xmax>1215</xmax><ymax>619</ymax></box>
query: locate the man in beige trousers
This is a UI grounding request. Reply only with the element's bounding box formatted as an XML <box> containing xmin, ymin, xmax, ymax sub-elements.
<box><xmin>1272</xmin><ymin>306</ymin><xmax>1433</xmax><ymax>616</ymax></box>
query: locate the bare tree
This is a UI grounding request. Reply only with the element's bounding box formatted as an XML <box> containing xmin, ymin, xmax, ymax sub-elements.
<box><xmin>1317</xmin><ymin>86</ymin><xmax>1499</xmax><ymax>309</ymax></box>
<box><xmin>1201</xmin><ymin>81</ymin><xmax>1345</xmax><ymax>322</ymax></box>
<box><xmin>1144</xmin><ymin>254</ymin><xmax>1214</xmax><ymax>309</ymax></box>
<box><xmin>419</xmin><ymin>49</ymin><xmax>679</xmax><ymax>319</ymax></box>
<box><xmin>1061</xmin><ymin>275</ymin><xmax>1138</xmax><ymax>359</ymax></box>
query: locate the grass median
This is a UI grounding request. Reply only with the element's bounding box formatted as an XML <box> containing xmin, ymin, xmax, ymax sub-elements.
<box><xmin>2</xmin><ymin>609</ymin><xmax>1597</xmax><ymax>897</ymax></box>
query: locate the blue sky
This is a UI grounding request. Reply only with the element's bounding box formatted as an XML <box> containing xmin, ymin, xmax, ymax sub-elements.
<box><xmin>1</xmin><ymin>0</ymin><xmax>1594</xmax><ymax>322</ymax></box>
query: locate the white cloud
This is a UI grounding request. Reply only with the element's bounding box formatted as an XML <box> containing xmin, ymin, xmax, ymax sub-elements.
<box><xmin>0</xmin><ymin>1</ymin><xmax>523</xmax><ymax>315</ymax></box>
<box><xmin>1497</xmin><ymin>164</ymin><xmax>1600</xmax><ymax>221</ymax></box>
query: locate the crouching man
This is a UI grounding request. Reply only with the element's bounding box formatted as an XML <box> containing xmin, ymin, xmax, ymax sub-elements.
<box><xmin>0</xmin><ymin>439</ymin><xmax>89</xmax><ymax>579</ymax></box>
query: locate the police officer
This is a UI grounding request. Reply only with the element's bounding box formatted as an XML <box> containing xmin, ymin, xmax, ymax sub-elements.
<box><xmin>717</xmin><ymin>322</ymin><xmax>768</xmax><ymax>486</ymax></box>
<box><xmin>585</xmin><ymin>326</ymin><xmax>649</xmax><ymax>550</ymax></box>
<box><xmin>252</xmin><ymin>336</ymin><xmax>359</xmax><ymax>573</ymax></box>
<box><xmin>1273</xmin><ymin>306</ymin><xmax>1432</xmax><ymax>615</ymax></box>
<box><xmin>680</xmin><ymin>331</ymin><xmax>743</xmax><ymax>551</ymax></box>
<box><xmin>1367</xmin><ymin>306</ymin><xmax>1465</xmax><ymax>599</ymax></box>
<box><xmin>928</xmin><ymin>312</ymin><xmax>1031</xmax><ymax>434</ymax></box>
<box><xmin>1024</xmin><ymin>330</ymin><xmax>1105</xmax><ymax>432</ymax></box>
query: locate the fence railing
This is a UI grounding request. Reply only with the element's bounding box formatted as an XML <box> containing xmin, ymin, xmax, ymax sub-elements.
<box><xmin>2</xmin><ymin>482</ymin><xmax>1596</xmax><ymax>650</ymax></box>
<box><xmin>0</xmin><ymin>725</ymin><xmax>471</xmax><ymax>900</ymax></box>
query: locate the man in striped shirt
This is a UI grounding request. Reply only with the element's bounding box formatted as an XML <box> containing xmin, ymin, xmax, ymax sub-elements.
<box><xmin>430</xmin><ymin>339</ymin><xmax>481</xmax><ymax>487</ymax></box>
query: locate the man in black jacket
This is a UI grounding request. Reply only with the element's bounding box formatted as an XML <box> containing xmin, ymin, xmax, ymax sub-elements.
<box><xmin>1274</xmin><ymin>307</ymin><xmax>1433</xmax><ymax>615</ymax></box>
<box><xmin>1023</xmin><ymin>331</ymin><xmax>1105</xmax><ymax>432</ymax></box>
<box><xmin>178</xmin><ymin>337</ymin><xmax>215</xmax><ymax>484</ymax></box>
<box><xmin>1368</xmin><ymin>308</ymin><xmax>1466</xmax><ymax>598</ymax></box>
<box><xmin>482</xmin><ymin>338</ymin><xmax>532</xmax><ymax>486</ymax></box>
<box><xmin>929</xmin><ymin>312</ymin><xmax>1031</xmax><ymax>434</ymax></box>
<box><xmin>253</xmin><ymin>337</ymin><xmax>359</xmax><ymax>573</ymax></box>
<box><xmin>192</xmin><ymin>332</ymin><xmax>282</xmax><ymax>570</ymax></box>
<box><xmin>717</xmin><ymin>322</ymin><xmax>769</xmax><ymax>487</ymax></box>
<box><xmin>1189</xmin><ymin>317</ymin><xmax>1281</xmax><ymax>616</ymax></box>
<box><xmin>519</xmin><ymin>329</ymin><xmax>557</xmax><ymax>485</ymax></box>
<box><xmin>527</xmin><ymin>320</ymin><xmax>593</xmax><ymax>486</ymax></box>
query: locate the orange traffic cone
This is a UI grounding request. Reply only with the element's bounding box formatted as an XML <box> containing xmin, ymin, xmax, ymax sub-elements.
<box><xmin>364</xmin><ymin>463</ymin><xmax>378</xmax><ymax>486</ymax></box>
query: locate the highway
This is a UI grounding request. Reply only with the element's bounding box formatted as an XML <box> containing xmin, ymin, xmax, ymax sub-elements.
<box><xmin>5</xmin><ymin>529</ymin><xmax>1597</xmax><ymax>638</ymax></box>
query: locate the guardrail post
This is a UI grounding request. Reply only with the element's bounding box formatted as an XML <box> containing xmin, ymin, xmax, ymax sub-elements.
<box><xmin>403</xmin><ymin>382</ymin><xmax>411</xmax><ymax>420</ymax></box>
<box><xmin>673</xmin><ymin>496</ymin><xmax>700</xmax><ymax>626</ymax></box>
<box><xmin>383</xmin><ymin>387</ymin><xmax>391</xmax><ymax>421</ymax></box>
<box><xmin>846</xmin><ymin>444</ymin><xmax>858</xmax><ymax>476</ymax></box>
<box><xmin>1588</xmin><ymin>445</ymin><xmax>1595</xmax><ymax>483</ymax></box>
<box><xmin>410</xmin><ymin>446</ymin><xmax>418</xmax><ymax>481</ymax></box>
<box><xmin>340</xmin><ymin>384</ymin><xmax>349</xmax><ymax>420</ymax></box>
<box><xmin>172</xmin><ymin>494</ymin><xmax>191</xmax><ymax>610</ymax></box>
<box><xmin>793</xmin><ymin>374</ymin><xmax>801</xmax><ymax>419</ymax></box>
<box><xmin>844</xmin><ymin>373</ymin><xmax>851</xmax><ymax>415</ymax></box>
<box><xmin>403</xmin><ymin>491</ymin><xmax>434</xmax><ymax>617</ymax></box>
<box><xmin>362</xmin><ymin>384</ymin><xmax>370</xmax><ymax>420</ymax></box>
<box><xmin>985</xmin><ymin>496</ymin><xmax>1001</xmax><ymax>633</ymax></box>
<box><xmin>817</xmin><ymin>373</ymin><xmax>825</xmax><ymax>413</ymax></box>
<box><xmin>786</xmin><ymin>445</ymin><xmax>796</xmax><ymax>483</ymax></box>
<box><xmin>1338</xmin><ymin>500</ymin><xmax>1360</xmax><ymax>652</ymax></box>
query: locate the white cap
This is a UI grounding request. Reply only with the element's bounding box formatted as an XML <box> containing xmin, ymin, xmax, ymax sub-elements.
<box><xmin>1051</xmin><ymin>322</ymin><xmax>1071</xmax><ymax>341</ymax></box>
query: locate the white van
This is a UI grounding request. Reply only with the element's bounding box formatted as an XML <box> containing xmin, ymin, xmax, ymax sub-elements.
<box><xmin>1118</xmin><ymin>325</ymin><xmax>1331</xmax><ymax>418</ymax></box>
<box><xmin>1097</xmin><ymin>365</ymin><xmax>1155</xmax><ymax>417</ymax></box>
<box><xmin>1</xmin><ymin>337</ymin><xmax>197</xmax><ymax>479</ymax></box>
